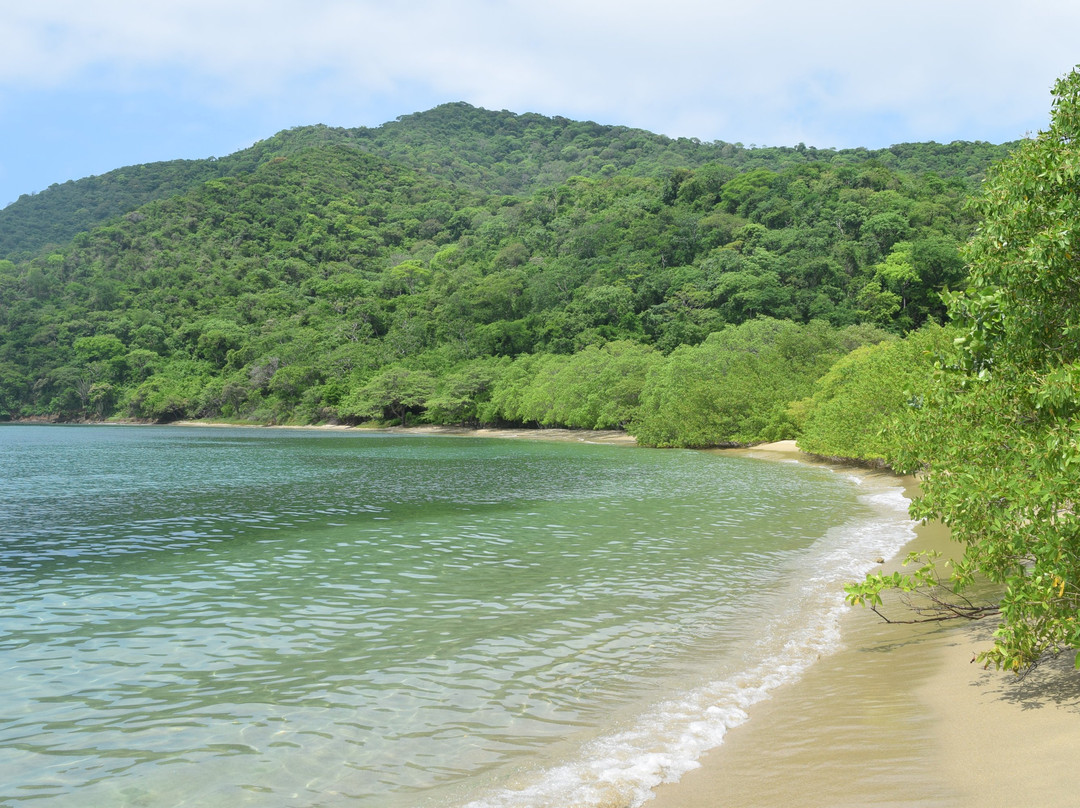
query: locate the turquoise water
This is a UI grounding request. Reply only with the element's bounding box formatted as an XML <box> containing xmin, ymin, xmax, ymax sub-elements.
<box><xmin>0</xmin><ymin>425</ymin><xmax>914</xmax><ymax>807</ymax></box>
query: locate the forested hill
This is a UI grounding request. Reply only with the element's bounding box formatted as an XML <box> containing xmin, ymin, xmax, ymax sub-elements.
<box><xmin>0</xmin><ymin>102</ymin><xmax>1017</xmax><ymax>442</ymax></box>
<box><xmin>0</xmin><ymin>102</ymin><xmax>1016</xmax><ymax>258</ymax></box>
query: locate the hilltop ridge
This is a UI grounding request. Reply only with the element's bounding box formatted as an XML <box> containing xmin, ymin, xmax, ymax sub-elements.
<box><xmin>0</xmin><ymin>103</ymin><xmax>1015</xmax><ymax>258</ymax></box>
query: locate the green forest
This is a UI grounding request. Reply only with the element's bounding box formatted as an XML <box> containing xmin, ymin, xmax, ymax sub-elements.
<box><xmin>2</xmin><ymin>67</ymin><xmax>1079</xmax><ymax>673</ymax></box>
<box><xmin>0</xmin><ymin>103</ymin><xmax>1011</xmax><ymax>443</ymax></box>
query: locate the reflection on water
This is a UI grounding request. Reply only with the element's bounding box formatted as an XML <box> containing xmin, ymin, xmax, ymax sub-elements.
<box><xmin>0</xmin><ymin>426</ymin><xmax>910</xmax><ymax>807</ymax></box>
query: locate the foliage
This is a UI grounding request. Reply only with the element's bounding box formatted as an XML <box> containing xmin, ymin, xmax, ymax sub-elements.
<box><xmin>845</xmin><ymin>550</ymin><xmax>1000</xmax><ymax>623</ymax></box>
<box><xmin>484</xmin><ymin>341</ymin><xmax>659</xmax><ymax>429</ymax></box>
<box><xmin>847</xmin><ymin>66</ymin><xmax>1080</xmax><ymax>673</ymax></box>
<box><xmin>0</xmin><ymin>103</ymin><xmax>1008</xmax><ymax>430</ymax></box>
<box><xmin>628</xmin><ymin>319</ymin><xmax>890</xmax><ymax>447</ymax></box>
<box><xmin>2</xmin><ymin>103</ymin><xmax>1013</xmax><ymax>259</ymax></box>
<box><xmin>340</xmin><ymin>366</ymin><xmax>438</xmax><ymax>424</ymax></box>
<box><xmin>424</xmin><ymin>357</ymin><xmax>510</xmax><ymax>425</ymax></box>
<box><xmin>0</xmin><ymin>160</ymin><xmax>228</xmax><ymax>260</ymax></box>
<box><xmin>795</xmin><ymin>324</ymin><xmax>953</xmax><ymax>462</ymax></box>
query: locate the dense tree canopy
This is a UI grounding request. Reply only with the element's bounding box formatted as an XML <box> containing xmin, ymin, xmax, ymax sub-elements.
<box><xmin>0</xmin><ymin>102</ymin><xmax>1009</xmax><ymax>436</ymax></box>
<box><xmin>0</xmin><ymin>103</ymin><xmax>1015</xmax><ymax>258</ymax></box>
<box><xmin>795</xmin><ymin>323</ymin><xmax>952</xmax><ymax>462</ymax></box>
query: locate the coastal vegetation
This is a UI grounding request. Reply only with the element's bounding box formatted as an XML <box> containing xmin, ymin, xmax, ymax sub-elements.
<box><xmin>0</xmin><ymin>104</ymin><xmax>1006</xmax><ymax>445</ymax></box>
<box><xmin>2</xmin><ymin>66</ymin><xmax>1078</xmax><ymax>671</ymax></box>
<box><xmin>795</xmin><ymin>322</ymin><xmax>952</xmax><ymax>462</ymax></box>
<box><xmin>846</xmin><ymin>66</ymin><xmax>1080</xmax><ymax>673</ymax></box>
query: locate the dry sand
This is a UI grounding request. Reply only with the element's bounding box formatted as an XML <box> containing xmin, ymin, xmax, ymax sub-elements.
<box><xmin>648</xmin><ymin>441</ymin><xmax>1080</xmax><ymax>808</ymax></box>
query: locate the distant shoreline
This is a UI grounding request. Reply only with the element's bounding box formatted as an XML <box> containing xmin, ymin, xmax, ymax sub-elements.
<box><xmin>167</xmin><ymin>420</ymin><xmax>643</xmax><ymax>445</ymax></box>
<box><xmin>0</xmin><ymin>417</ymin><xmax>640</xmax><ymax>444</ymax></box>
<box><xmin>11</xmin><ymin>419</ymin><xmax>869</xmax><ymax>458</ymax></box>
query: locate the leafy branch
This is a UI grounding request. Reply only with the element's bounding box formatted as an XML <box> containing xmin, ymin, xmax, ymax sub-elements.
<box><xmin>845</xmin><ymin>549</ymin><xmax>1000</xmax><ymax>625</ymax></box>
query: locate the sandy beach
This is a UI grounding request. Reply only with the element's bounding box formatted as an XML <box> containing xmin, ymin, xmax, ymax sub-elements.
<box><xmin>649</xmin><ymin>441</ymin><xmax>1080</xmax><ymax>808</ymax></box>
<box><xmin>169</xmin><ymin>420</ymin><xmax>640</xmax><ymax>445</ymax></box>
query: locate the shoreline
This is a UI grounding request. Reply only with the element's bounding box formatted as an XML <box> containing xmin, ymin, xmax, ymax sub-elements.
<box><xmin>650</xmin><ymin>441</ymin><xmax>1080</xmax><ymax>808</ymax></box>
<box><xmin>4</xmin><ymin>418</ymin><xmax>639</xmax><ymax>445</ymax></box>
<box><xmin>160</xmin><ymin>420</ymin><xmax>640</xmax><ymax>445</ymax></box>
<box><xmin>16</xmin><ymin>424</ymin><xmax>1080</xmax><ymax>804</ymax></box>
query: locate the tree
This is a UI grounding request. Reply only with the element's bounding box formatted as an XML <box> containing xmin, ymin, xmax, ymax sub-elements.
<box><xmin>629</xmin><ymin>319</ymin><xmax>853</xmax><ymax>447</ymax></box>
<box><xmin>424</xmin><ymin>357</ymin><xmax>509</xmax><ymax>424</ymax></box>
<box><xmin>847</xmin><ymin>66</ymin><xmax>1080</xmax><ymax>672</ymax></box>
<box><xmin>794</xmin><ymin>325</ymin><xmax>948</xmax><ymax>462</ymax></box>
<box><xmin>0</xmin><ymin>362</ymin><xmax>27</xmax><ymax>419</ymax></box>
<box><xmin>341</xmin><ymin>367</ymin><xmax>437</xmax><ymax>424</ymax></box>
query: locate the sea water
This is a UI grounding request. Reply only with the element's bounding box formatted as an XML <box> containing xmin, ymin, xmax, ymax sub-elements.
<box><xmin>0</xmin><ymin>425</ymin><xmax>914</xmax><ymax>807</ymax></box>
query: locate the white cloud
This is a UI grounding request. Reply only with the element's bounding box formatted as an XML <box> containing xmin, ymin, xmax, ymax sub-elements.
<box><xmin>1</xmin><ymin>0</ymin><xmax>1078</xmax><ymax>146</ymax></box>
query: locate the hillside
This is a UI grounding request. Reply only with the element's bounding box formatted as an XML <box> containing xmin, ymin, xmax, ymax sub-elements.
<box><xmin>0</xmin><ymin>103</ymin><xmax>1015</xmax><ymax>441</ymax></box>
<box><xmin>0</xmin><ymin>102</ymin><xmax>1016</xmax><ymax>258</ymax></box>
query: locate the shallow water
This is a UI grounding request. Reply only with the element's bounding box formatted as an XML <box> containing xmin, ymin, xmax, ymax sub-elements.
<box><xmin>0</xmin><ymin>425</ymin><xmax>914</xmax><ymax>807</ymax></box>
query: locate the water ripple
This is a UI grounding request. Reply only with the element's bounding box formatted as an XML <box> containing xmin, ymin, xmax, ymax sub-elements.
<box><xmin>0</xmin><ymin>425</ymin><xmax>904</xmax><ymax>808</ymax></box>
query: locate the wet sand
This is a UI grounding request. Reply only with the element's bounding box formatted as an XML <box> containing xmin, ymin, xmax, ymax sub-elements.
<box><xmin>649</xmin><ymin>441</ymin><xmax>1080</xmax><ymax>808</ymax></box>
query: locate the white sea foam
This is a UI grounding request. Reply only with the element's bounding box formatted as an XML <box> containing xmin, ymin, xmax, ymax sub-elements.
<box><xmin>462</xmin><ymin>474</ymin><xmax>916</xmax><ymax>808</ymax></box>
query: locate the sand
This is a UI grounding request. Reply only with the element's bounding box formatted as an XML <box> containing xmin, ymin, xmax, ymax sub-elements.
<box><xmin>168</xmin><ymin>420</ymin><xmax>640</xmax><ymax>444</ymax></box>
<box><xmin>648</xmin><ymin>441</ymin><xmax>1080</xmax><ymax>808</ymax></box>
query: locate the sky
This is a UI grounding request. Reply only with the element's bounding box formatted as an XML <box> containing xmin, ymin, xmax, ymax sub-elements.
<box><xmin>2</xmin><ymin>0</ymin><xmax>1078</xmax><ymax>208</ymax></box>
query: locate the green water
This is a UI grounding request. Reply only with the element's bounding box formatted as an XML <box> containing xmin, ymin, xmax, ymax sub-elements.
<box><xmin>0</xmin><ymin>425</ymin><xmax>914</xmax><ymax>807</ymax></box>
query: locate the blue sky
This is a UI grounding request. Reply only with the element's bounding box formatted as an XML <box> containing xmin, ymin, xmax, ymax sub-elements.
<box><xmin>2</xmin><ymin>0</ymin><xmax>1078</xmax><ymax>209</ymax></box>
